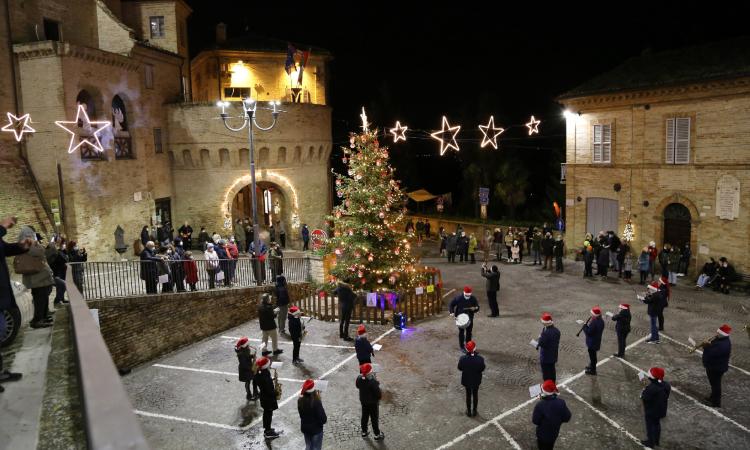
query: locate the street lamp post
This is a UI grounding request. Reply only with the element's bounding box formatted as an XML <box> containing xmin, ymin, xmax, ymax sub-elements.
<box><xmin>218</xmin><ymin>98</ymin><xmax>282</xmax><ymax>280</ymax></box>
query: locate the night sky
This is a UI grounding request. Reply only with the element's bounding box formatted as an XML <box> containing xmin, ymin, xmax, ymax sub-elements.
<box><xmin>185</xmin><ymin>2</ymin><xmax>746</xmax><ymax>222</ymax></box>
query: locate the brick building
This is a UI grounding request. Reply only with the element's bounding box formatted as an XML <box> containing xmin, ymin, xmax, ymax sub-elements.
<box><xmin>558</xmin><ymin>38</ymin><xmax>750</xmax><ymax>274</ymax></box>
<box><xmin>0</xmin><ymin>0</ymin><xmax>332</xmax><ymax>258</ymax></box>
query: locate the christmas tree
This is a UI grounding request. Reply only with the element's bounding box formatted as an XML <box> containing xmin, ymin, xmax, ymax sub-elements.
<box><xmin>326</xmin><ymin>130</ymin><xmax>420</xmax><ymax>292</ymax></box>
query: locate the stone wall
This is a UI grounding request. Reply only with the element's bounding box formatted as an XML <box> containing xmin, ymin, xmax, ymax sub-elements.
<box><xmin>562</xmin><ymin>85</ymin><xmax>750</xmax><ymax>274</ymax></box>
<box><xmin>89</xmin><ymin>283</ymin><xmax>310</xmax><ymax>369</ymax></box>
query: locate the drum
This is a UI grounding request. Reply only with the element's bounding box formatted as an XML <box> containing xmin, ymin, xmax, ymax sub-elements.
<box><xmin>455</xmin><ymin>313</ymin><xmax>471</xmax><ymax>329</ymax></box>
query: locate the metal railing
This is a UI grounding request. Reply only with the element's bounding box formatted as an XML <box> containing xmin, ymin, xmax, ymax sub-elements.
<box><xmin>68</xmin><ymin>257</ymin><xmax>310</xmax><ymax>300</ymax></box>
<box><xmin>65</xmin><ymin>266</ymin><xmax>149</xmax><ymax>449</ymax></box>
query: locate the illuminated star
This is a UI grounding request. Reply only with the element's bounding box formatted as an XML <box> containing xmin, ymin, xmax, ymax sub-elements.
<box><xmin>431</xmin><ymin>116</ymin><xmax>461</xmax><ymax>156</ymax></box>
<box><xmin>526</xmin><ymin>115</ymin><xmax>541</xmax><ymax>135</ymax></box>
<box><xmin>360</xmin><ymin>106</ymin><xmax>369</xmax><ymax>133</ymax></box>
<box><xmin>1</xmin><ymin>112</ymin><xmax>36</xmax><ymax>142</ymax></box>
<box><xmin>478</xmin><ymin>116</ymin><xmax>505</xmax><ymax>149</ymax></box>
<box><xmin>390</xmin><ymin>121</ymin><xmax>408</xmax><ymax>143</ymax></box>
<box><xmin>55</xmin><ymin>104</ymin><xmax>111</xmax><ymax>154</ymax></box>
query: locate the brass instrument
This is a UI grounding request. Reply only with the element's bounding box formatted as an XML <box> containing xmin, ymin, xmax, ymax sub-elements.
<box><xmin>273</xmin><ymin>368</ymin><xmax>282</xmax><ymax>400</ymax></box>
<box><xmin>576</xmin><ymin>317</ymin><xmax>591</xmax><ymax>337</ymax></box>
<box><xmin>300</xmin><ymin>317</ymin><xmax>314</xmax><ymax>341</ymax></box>
<box><xmin>689</xmin><ymin>335</ymin><xmax>717</xmax><ymax>353</ymax></box>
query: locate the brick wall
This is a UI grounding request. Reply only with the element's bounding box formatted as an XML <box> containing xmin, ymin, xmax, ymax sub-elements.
<box><xmin>89</xmin><ymin>283</ymin><xmax>310</xmax><ymax>369</ymax></box>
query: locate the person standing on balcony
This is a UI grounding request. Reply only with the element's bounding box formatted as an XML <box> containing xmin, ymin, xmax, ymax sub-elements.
<box><xmin>1</xmin><ymin>216</ymin><xmax>31</xmax><ymax>392</ymax></box>
<box><xmin>301</xmin><ymin>224</ymin><xmax>310</xmax><ymax>251</ymax></box>
<box><xmin>204</xmin><ymin>243</ymin><xmax>219</xmax><ymax>289</ymax></box>
<box><xmin>183</xmin><ymin>251</ymin><xmax>198</xmax><ymax>291</ymax></box>
<box><xmin>250</xmin><ymin>239</ymin><xmax>268</xmax><ymax>285</ymax></box>
<box><xmin>46</xmin><ymin>235</ymin><xmax>69</xmax><ymax>306</ymax></box>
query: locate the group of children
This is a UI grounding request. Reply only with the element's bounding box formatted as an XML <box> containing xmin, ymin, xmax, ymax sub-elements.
<box><xmin>233</xmin><ymin>305</ymin><xmax>383</xmax><ymax>444</ymax></box>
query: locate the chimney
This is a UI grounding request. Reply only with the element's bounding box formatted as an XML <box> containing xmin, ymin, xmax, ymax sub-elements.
<box><xmin>216</xmin><ymin>23</ymin><xmax>227</xmax><ymax>44</ymax></box>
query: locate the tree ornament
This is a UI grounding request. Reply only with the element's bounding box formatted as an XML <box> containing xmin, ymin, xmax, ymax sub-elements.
<box><xmin>369</xmin><ymin>198</ymin><xmax>375</xmax><ymax>204</ymax></box>
<box><xmin>389</xmin><ymin>275</ymin><xmax>396</xmax><ymax>284</ymax></box>
<box><xmin>368</xmin><ymin>254</ymin><xmax>374</xmax><ymax>262</ymax></box>
<box><xmin>379</xmin><ymin>212</ymin><xmax>385</xmax><ymax>219</ymax></box>
<box><xmin>335</xmin><ymin>248</ymin><xmax>343</xmax><ymax>256</ymax></box>
<box><xmin>358</xmin><ymin>271</ymin><xmax>364</xmax><ymax>278</ymax></box>
<box><xmin>377</xmin><ymin>278</ymin><xmax>383</xmax><ymax>284</ymax></box>
<box><xmin>394</xmin><ymin>247</ymin><xmax>400</xmax><ymax>255</ymax></box>
<box><xmin>336</xmin><ymin>179</ymin><xmax>342</xmax><ymax>186</ymax></box>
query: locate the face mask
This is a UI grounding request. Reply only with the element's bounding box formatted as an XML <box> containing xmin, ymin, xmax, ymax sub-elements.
<box><xmin>167</xmin><ymin>250</ymin><xmax>172</xmax><ymax>255</ymax></box>
<box><xmin>179</xmin><ymin>242</ymin><xmax>183</xmax><ymax>246</ymax></box>
<box><xmin>73</xmin><ymin>246</ymin><xmax>79</xmax><ymax>251</ymax></box>
<box><xmin>463</xmin><ymin>294</ymin><xmax>471</xmax><ymax>299</ymax></box>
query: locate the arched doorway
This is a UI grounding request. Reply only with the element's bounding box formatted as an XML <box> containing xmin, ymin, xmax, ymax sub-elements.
<box><xmin>231</xmin><ymin>181</ymin><xmax>287</xmax><ymax>228</ymax></box>
<box><xmin>663</xmin><ymin>203</ymin><xmax>691</xmax><ymax>248</ymax></box>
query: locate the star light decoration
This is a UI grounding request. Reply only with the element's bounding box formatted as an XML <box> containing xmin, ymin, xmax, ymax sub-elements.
<box><xmin>1</xmin><ymin>112</ymin><xmax>36</xmax><ymax>142</ymax></box>
<box><xmin>389</xmin><ymin>121</ymin><xmax>408</xmax><ymax>143</ymax></box>
<box><xmin>360</xmin><ymin>106</ymin><xmax>369</xmax><ymax>133</ymax></box>
<box><xmin>526</xmin><ymin>115</ymin><xmax>541</xmax><ymax>135</ymax></box>
<box><xmin>478</xmin><ymin>115</ymin><xmax>505</xmax><ymax>149</ymax></box>
<box><xmin>55</xmin><ymin>104</ymin><xmax>111</xmax><ymax>154</ymax></box>
<box><xmin>431</xmin><ymin>116</ymin><xmax>461</xmax><ymax>156</ymax></box>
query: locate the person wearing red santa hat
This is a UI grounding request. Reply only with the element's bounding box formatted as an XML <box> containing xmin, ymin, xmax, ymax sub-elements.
<box><xmin>235</xmin><ymin>336</ymin><xmax>258</xmax><ymax>401</ymax></box>
<box><xmin>582</xmin><ymin>306</ymin><xmax>605</xmax><ymax>375</ymax></box>
<box><xmin>537</xmin><ymin>313</ymin><xmax>560</xmax><ymax>382</ymax></box>
<box><xmin>702</xmin><ymin>324</ymin><xmax>732</xmax><ymax>407</ymax></box>
<box><xmin>253</xmin><ymin>356</ymin><xmax>282</xmax><ymax>439</ymax></box>
<box><xmin>642</xmin><ymin>281</ymin><xmax>667</xmax><ymax>344</ymax></box>
<box><xmin>449</xmin><ymin>286</ymin><xmax>480</xmax><ymax>352</ymax></box>
<box><xmin>657</xmin><ymin>275</ymin><xmax>671</xmax><ymax>331</ymax></box>
<box><xmin>458</xmin><ymin>340</ymin><xmax>486</xmax><ymax>417</ymax></box>
<box><xmin>356</xmin><ymin>363</ymin><xmax>384</xmax><ymax>440</ymax></box>
<box><xmin>640</xmin><ymin>367</ymin><xmax>671</xmax><ymax>448</ymax></box>
<box><xmin>611</xmin><ymin>303</ymin><xmax>632</xmax><ymax>358</ymax></box>
<box><xmin>532</xmin><ymin>380</ymin><xmax>572</xmax><ymax>450</ymax></box>
<box><xmin>355</xmin><ymin>324</ymin><xmax>374</xmax><ymax>365</ymax></box>
<box><xmin>298</xmin><ymin>379</ymin><xmax>327</xmax><ymax>450</ymax></box>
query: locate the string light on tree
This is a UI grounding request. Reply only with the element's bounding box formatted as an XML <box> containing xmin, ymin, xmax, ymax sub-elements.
<box><xmin>623</xmin><ymin>218</ymin><xmax>635</xmax><ymax>242</ymax></box>
<box><xmin>478</xmin><ymin>115</ymin><xmax>505</xmax><ymax>149</ymax></box>
<box><xmin>1</xmin><ymin>112</ymin><xmax>36</xmax><ymax>142</ymax></box>
<box><xmin>389</xmin><ymin>121</ymin><xmax>408</xmax><ymax>142</ymax></box>
<box><xmin>55</xmin><ymin>104</ymin><xmax>111</xmax><ymax>153</ymax></box>
<box><xmin>525</xmin><ymin>115</ymin><xmax>541</xmax><ymax>135</ymax></box>
<box><xmin>430</xmin><ymin>116</ymin><xmax>461</xmax><ymax>156</ymax></box>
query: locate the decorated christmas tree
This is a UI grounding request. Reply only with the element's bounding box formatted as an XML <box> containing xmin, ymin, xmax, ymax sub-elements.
<box><xmin>326</xmin><ymin>128</ymin><xmax>421</xmax><ymax>292</ymax></box>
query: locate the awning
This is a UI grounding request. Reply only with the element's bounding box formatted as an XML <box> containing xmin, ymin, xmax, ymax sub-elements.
<box><xmin>406</xmin><ymin>189</ymin><xmax>439</xmax><ymax>203</ymax></box>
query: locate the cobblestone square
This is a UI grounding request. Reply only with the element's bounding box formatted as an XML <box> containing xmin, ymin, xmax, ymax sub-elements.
<box><xmin>123</xmin><ymin>256</ymin><xmax>750</xmax><ymax>449</ymax></box>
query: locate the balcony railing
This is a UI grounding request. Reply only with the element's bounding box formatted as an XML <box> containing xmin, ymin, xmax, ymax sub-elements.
<box><xmin>560</xmin><ymin>163</ymin><xmax>567</xmax><ymax>184</ymax></box>
<box><xmin>67</xmin><ymin>256</ymin><xmax>310</xmax><ymax>300</ymax></box>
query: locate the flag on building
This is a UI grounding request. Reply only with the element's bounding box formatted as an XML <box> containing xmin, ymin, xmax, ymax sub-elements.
<box><xmin>285</xmin><ymin>43</ymin><xmax>297</xmax><ymax>75</ymax></box>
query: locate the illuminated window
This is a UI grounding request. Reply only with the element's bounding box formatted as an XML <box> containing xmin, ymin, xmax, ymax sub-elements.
<box><xmin>229</xmin><ymin>61</ymin><xmax>251</xmax><ymax>87</ymax></box>
<box><xmin>149</xmin><ymin>16</ymin><xmax>165</xmax><ymax>38</ymax></box>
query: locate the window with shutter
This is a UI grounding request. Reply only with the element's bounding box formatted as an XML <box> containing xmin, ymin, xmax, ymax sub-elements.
<box><xmin>665</xmin><ymin>118</ymin><xmax>675</xmax><ymax>164</ymax></box>
<box><xmin>674</xmin><ymin>118</ymin><xmax>690</xmax><ymax>164</ymax></box>
<box><xmin>665</xmin><ymin>117</ymin><xmax>690</xmax><ymax>164</ymax></box>
<box><xmin>593</xmin><ymin>125</ymin><xmax>602</xmax><ymax>162</ymax></box>
<box><xmin>592</xmin><ymin>124</ymin><xmax>611</xmax><ymax>163</ymax></box>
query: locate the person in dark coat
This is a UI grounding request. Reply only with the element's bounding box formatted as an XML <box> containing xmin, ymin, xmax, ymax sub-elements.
<box><xmin>334</xmin><ymin>282</ymin><xmax>355</xmax><ymax>341</ymax></box>
<box><xmin>597</xmin><ymin>244</ymin><xmax>610</xmax><ymax>278</ymax></box>
<box><xmin>139</xmin><ymin>241</ymin><xmax>160</xmax><ymax>294</ymax></box>
<box><xmin>532</xmin><ymin>380</ymin><xmax>572</xmax><ymax>450</ymax></box>
<box><xmin>301</xmin><ymin>224</ymin><xmax>310</xmax><ymax>251</ymax></box>
<box><xmin>235</xmin><ymin>337</ymin><xmax>257</xmax><ymax>401</ymax></box>
<box><xmin>446</xmin><ymin>233</ymin><xmax>458</xmax><ymax>263</ymax></box>
<box><xmin>275</xmin><ymin>274</ymin><xmax>290</xmax><ymax>334</ymax></box>
<box><xmin>355</xmin><ymin>325</ymin><xmax>374</xmax><ymax>364</ymax></box>
<box><xmin>215</xmin><ymin>241</ymin><xmax>231</xmax><ymax>287</ymax></box>
<box><xmin>537</xmin><ymin>313</ymin><xmax>560</xmax><ymax>382</ymax></box>
<box><xmin>541</xmin><ymin>233</ymin><xmax>554</xmax><ymax>270</ymax></box>
<box><xmin>66</xmin><ymin>241</ymin><xmax>87</xmax><ymax>293</ymax></box>
<box><xmin>46</xmin><ymin>237</ymin><xmax>69</xmax><ymax>305</ymax></box>
<box><xmin>140</xmin><ymin>226</ymin><xmax>150</xmax><ymax>246</ymax></box>
<box><xmin>258</xmin><ymin>293</ymin><xmax>282</xmax><ymax>356</ymax></box>
<box><xmin>249</xmin><ymin>239</ymin><xmax>268</xmax><ymax>285</ymax></box>
<box><xmin>611</xmin><ymin>303</ymin><xmax>632</xmax><ymax>357</ymax></box>
<box><xmin>553</xmin><ymin>236</ymin><xmax>564</xmax><ymax>272</ymax></box>
<box><xmin>717</xmin><ymin>257</ymin><xmax>736</xmax><ymax>295</ymax></box>
<box><xmin>702</xmin><ymin>324</ymin><xmax>732</xmax><ymax>407</ymax></box>
<box><xmin>298</xmin><ymin>379</ymin><xmax>327</xmax><ymax>450</ymax></box>
<box><xmin>178</xmin><ymin>222</ymin><xmax>193</xmax><ymax>250</ymax></box>
<box><xmin>583</xmin><ymin>243</ymin><xmax>594</xmax><ymax>277</ymax></box>
<box><xmin>449</xmin><ymin>286</ymin><xmax>480</xmax><ymax>351</ymax></box>
<box><xmin>269</xmin><ymin>243</ymin><xmax>284</xmax><ymax>280</ymax></box>
<box><xmin>197</xmin><ymin>227</ymin><xmax>210</xmax><ymax>250</ymax></box>
<box><xmin>288</xmin><ymin>306</ymin><xmax>304</xmax><ymax>364</ymax></box>
<box><xmin>356</xmin><ymin>363</ymin><xmax>384</xmax><ymax>440</ymax></box>
<box><xmin>171</xmin><ymin>239</ymin><xmax>186</xmax><ymax>292</ymax></box>
<box><xmin>640</xmin><ymin>367</ymin><xmax>671</xmax><ymax>448</ymax></box>
<box><xmin>457</xmin><ymin>340</ymin><xmax>485</xmax><ymax>417</ymax></box>
<box><xmin>581</xmin><ymin>307</ymin><xmax>605</xmax><ymax>375</ymax></box>
<box><xmin>481</xmin><ymin>264</ymin><xmax>500</xmax><ymax>317</ymax></box>
<box><xmin>456</xmin><ymin>232</ymin><xmax>468</xmax><ymax>263</ymax></box>
<box><xmin>254</xmin><ymin>356</ymin><xmax>282</xmax><ymax>439</ymax></box>
<box><xmin>1</xmin><ymin>217</ymin><xmax>31</xmax><ymax>392</ymax></box>
<box><xmin>641</xmin><ymin>281</ymin><xmax>666</xmax><ymax>343</ymax></box>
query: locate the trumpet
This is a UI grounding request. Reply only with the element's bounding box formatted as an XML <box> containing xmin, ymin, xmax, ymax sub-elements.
<box><xmin>576</xmin><ymin>317</ymin><xmax>591</xmax><ymax>337</ymax></box>
<box><xmin>689</xmin><ymin>335</ymin><xmax>717</xmax><ymax>353</ymax></box>
<box><xmin>273</xmin><ymin>368</ymin><xmax>282</xmax><ymax>400</ymax></box>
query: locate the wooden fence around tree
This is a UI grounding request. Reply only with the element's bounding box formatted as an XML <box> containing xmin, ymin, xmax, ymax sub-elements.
<box><xmin>295</xmin><ymin>269</ymin><xmax>443</xmax><ymax>325</ymax></box>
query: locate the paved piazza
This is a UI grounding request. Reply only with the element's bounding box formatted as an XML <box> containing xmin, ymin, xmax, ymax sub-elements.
<box><xmin>123</xmin><ymin>255</ymin><xmax>750</xmax><ymax>449</ymax></box>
